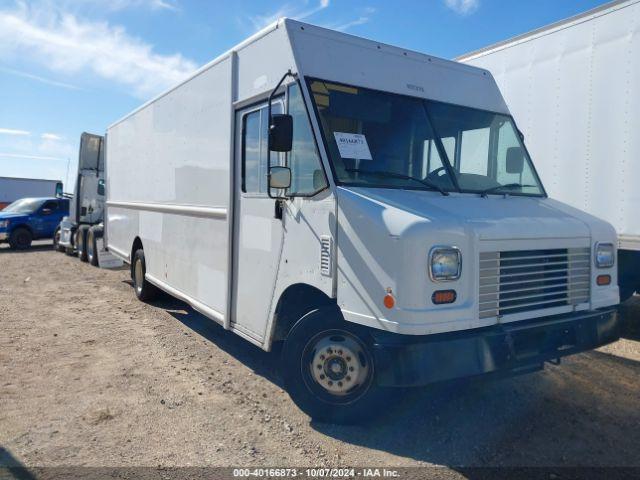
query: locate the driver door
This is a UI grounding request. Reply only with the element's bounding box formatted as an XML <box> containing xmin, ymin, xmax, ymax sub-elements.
<box><xmin>231</xmin><ymin>100</ymin><xmax>285</xmax><ymax>342</ymax></box>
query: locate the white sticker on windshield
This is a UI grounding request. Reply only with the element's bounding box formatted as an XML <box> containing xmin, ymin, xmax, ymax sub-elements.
<box><xmin>333</xmin><ymin>132</ymin><xmax>372</xmax><ymax>160</ymax></box>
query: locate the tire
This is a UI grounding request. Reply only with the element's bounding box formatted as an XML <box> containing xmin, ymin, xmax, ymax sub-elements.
<box><xmin>281</xmin><ymin>307</ymin><xmax>384</xmax><ymax>424</ymax></box>
<box><xmin>53</xmin><ymin>228</ymin><xmax>65</xmax><ymax>252</ymax></box>
<box><xmin>8</xmin><ymin>227</ymin><xmax>32</xmax><ymax>250</ymax></box>
<box><xmin>87</xmin><ymin>227</ymin><xmax>101</xmax><ymax>267</ymax></box>
<box><xmin>132</xmin><ymin>249</ymin><xmax>159</xmax><ymax>302</ymax></box>
<box><xmin>76</xmin><ymin>225</ymin><xmax>89</xmax><ymax>262</ymax></box>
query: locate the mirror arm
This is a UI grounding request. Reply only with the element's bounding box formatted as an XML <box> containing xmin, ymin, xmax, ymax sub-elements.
<box><xmin>267</xmin><ymin>69</ymin><xmax>294</xmax><ymax>200</ymax></box>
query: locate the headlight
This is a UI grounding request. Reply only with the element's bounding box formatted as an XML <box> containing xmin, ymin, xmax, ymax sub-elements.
<box><xmin>0</xmin><ymin>220</ymin><xmax>8</xmax><ymax>228</ymax></box>
<box><xmin>429</xmin><ymin>246</ymin><xmax>461</xmax><ymax>281</ymax></box>
<box><xmin>595</xmin><ymin>242</ymin><xmax>615</xmax><ymax>268</ymax></box>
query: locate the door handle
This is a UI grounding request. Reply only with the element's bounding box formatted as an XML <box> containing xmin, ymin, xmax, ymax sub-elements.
<box><xmin>274</xmin><ymin>199</ymin><xmax>284</xmax><ymax>220</ymax></box>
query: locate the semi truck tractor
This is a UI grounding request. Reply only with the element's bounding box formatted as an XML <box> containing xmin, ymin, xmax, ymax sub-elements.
<box><xmin>458</xmin><ymin>0</ymin><xmax>640</xmax><ymax>301</ymax></box>
<box><xmin>56</xmin><ymin>132</ymin><xmax>105</xmax><ymax>266</ymax></box>
<box><xmin>0</xmin><ymin>177</ymin><xmax>63</xmax><ymax>210</ymax></box>
<box><xmin>105</xmin><ymin>18</ymin><xmax>620</xmax><ymax>423</ymax></box>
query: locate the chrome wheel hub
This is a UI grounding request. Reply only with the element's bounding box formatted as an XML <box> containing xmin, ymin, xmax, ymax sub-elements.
<box><xmin>134</xmin><ymin>259</ymin><xmax>143</xmax><ymax>293</ymax></box>
<box><xmin>309</xmin><ymin>333</ymin><xmax>369</xmax><ymax>396</ymax></box>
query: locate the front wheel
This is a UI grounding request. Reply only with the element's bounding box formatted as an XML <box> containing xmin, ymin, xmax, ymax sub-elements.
<box><xmin>9</xmin><ymin>228</ymin><xmax>32</xmax><ymax>250</ymax></box>
<box><xmin>281</xmin><ymin>308</ymin><xmax>384</xmax><ymax>424</ymax></box>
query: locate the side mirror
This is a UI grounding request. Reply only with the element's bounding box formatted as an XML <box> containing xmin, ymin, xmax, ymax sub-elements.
<box><xmin>506</xmin><ymin>147</ymin><xmax>525</xmax><ymax>174</ymax></box>
<box><xmin>269</xmin><ymin>114</ymin><xmax>293</xmax><ymax>152</ymax></box>
<box><xmin>268</xmin><ymin>166</ymin><xmax>291</xmax><ymax>189</ymax></box>
<box><xmin>97</xmin><ymin>180</ymin><xmax>105</xmax><ymax>196</ymax></box>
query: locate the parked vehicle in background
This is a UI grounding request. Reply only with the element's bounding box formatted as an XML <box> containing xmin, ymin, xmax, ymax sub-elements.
<box><xmin>56</xmin><ymin>132</ymin><xmax>105</xmax><ymax>266</ymax></box>
<box><xmin>0</xmin><ymin>197</ymin><xmax>69</xmax><ymax>249</ymax></box>
<box><xmin>457</xmin><ymin>0</ymin><xmax>640</xmax><ymax>301</ymax></box>
<box><xmin>0</xmin><ymin>177</ymin><xmax>63</xmax><ymax>210</ymax></box>
<box><xmin>105</xmin><ymin>19</ymin><xmax>620</xmax><ymax>423</ymax></box>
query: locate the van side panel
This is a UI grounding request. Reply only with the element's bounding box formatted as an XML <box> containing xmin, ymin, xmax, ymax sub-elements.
<box><xmin>106</xmin><ymin>57</ymin><xmax>233</xmax><ymax>321</ymax></box>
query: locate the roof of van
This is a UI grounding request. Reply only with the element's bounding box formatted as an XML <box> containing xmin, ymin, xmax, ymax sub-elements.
<box><xmin>457</xmin><ymin>0</ymin><xmax>637</xmax><ymax>61</ymax></box>
<box><xmin>109</xmin><ymin>17</ymin><xmax>497</xmax><ymax>129</ymax></box>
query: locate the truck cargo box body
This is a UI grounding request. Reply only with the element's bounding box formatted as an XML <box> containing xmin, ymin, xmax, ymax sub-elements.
<box><xmin>458</xmin><ymin>0</ymin><xmax>640</xmax><ymax>297</ymax></box>
<box><xmin>0</xmin><ymin>177</ymin><xmax>62</xmax><ymax>210</ymax></box>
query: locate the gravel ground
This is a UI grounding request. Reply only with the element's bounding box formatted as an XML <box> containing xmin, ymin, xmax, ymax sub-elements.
<box><xmin>1</xmin><ymin>242</ymin><xmax>639</xmax><ymax>472</ymax></box>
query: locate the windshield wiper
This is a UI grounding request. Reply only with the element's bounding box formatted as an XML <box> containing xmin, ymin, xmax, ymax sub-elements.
<box><xmin>345</xmin><ymin>169</ymin><xmax>449</xmax><ymax>196</ymax></box>
<box><xmin>480</xmin><ymin>183</ymin><xmax>537</xmax><ymax>197</ymax></box>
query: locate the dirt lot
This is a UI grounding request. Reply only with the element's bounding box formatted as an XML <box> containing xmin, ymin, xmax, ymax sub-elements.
<box><xmin>1</xmin><ymin>242</ymin><xmax>639</xmax><ymax>472</ymax></box>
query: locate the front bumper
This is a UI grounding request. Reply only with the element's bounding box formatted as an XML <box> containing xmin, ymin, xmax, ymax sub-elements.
<box><xmin>372</xmin><ymin>308</ymin><xmax>619</xmax><ymax>387</ymax></box>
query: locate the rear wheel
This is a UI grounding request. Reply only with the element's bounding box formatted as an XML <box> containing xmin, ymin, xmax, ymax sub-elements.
<box><xmin>76</xmin><ymin>225</ymin><xmax>89</xmax><ymax>262</ymax></box>
<box><xmin>9</xmin><ymin>228</ymin><xmax>32</xmax><ymax>250</ymax></box>
<box><xmin>132</xmin><ymin>249</ymin><xmax>159</xmax><ymax>301</ymax></box>
<box><xmin>281</xmin><ymin>308</ymin><xmax>384</xmax><ymax>424</ymax></box>
<box><xmin>87</xmin><ymin>227</ymin><xmax>101</xmax><ymax>267</ymax></box>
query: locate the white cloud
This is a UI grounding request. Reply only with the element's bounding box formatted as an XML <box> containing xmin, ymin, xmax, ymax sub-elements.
<box><xmin>0</xmin><ymin>66</ymin><xmax>81</xmax><ymax>90</ymax></box>
<box><xmin>41</xmin><ymin>133</ymin><xmax>62</xmax><ymax>141</ymax></box>
<box><xmin>322</xmin><ymin>7</ymin><xmax>375</xmax><ymax>32</ymax></box>
<box><xmin>444</xmin><ymin>0</ymin><xmax>480</xmax><ymax>15</ymax></box>
<box><xmin>68</xmin><ymin>0</ymin><xmax>179</xmax><ymax>13</ymax></box>
<box><xmin>0</xmin><ymin>152</ymin><xmax>67</xmax><ymax>161</ymax></box>
<box><xmin>248</xmin><ymin>0</ymin><xmax>331</xmax><ymax>31</ymax></box>
<box><xmin>0</xmin><ymin>128</ymin><xmax>31</xmax><ymax>136</ymax></box>
<box><xmin>0</xmin><ymin>3</ymin><xmax>197</xmax><ymax>99</ymax></box>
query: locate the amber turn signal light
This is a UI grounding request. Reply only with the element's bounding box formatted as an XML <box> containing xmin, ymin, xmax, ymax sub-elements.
<box><xmin>383</xmin><ymin>293</ymin><xmax>395</xmax><ymax>309</ymax></box>
<box><xmin>596</xmin><ymin>275</ymin><xmax>611</xmax><ymax>286</ymax></box>
<box><xmin>432</xmin><ymin>290</ymin><xmax>457</xmax><ymax>305</ymax></box>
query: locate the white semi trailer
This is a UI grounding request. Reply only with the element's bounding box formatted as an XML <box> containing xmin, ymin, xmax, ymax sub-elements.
<box><xmin>458</xmin><ymin>0</ymin><xmax>640</xmax><ymax>301</ymax></box>
<box><xmin>106</xmin><ymin>19</ymin><xmax>620</xmax><ymax>423</ymax></box>
<box><xmin>0</xmin><ymin>177</ymin><xmax>63</xmax><ymax>210</ymax></box>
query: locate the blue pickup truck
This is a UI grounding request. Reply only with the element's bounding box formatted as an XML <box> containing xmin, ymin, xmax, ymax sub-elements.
<box><xmin>0</xmin><ymin>197</ymin><xmax>69</xmax><ymax>250</ymax></box>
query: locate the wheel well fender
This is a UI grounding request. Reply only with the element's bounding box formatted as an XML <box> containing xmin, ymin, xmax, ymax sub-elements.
<box><xmin>131</xmin><ymin>237</ymin><xmax>143</xmax><ymax>261</ymax></box>
<box><xmin>269</xmin><ymin>283</ymin><xmax>337</xmax><ymax>345</ymax></box>
<box><xmin>10</xmin><ymin>224</ymin><xmax>33</xmax><ymax>236</ymax></box>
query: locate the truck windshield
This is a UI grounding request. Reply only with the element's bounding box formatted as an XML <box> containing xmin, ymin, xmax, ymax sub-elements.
<box><xmin>3</xmin><ymin>198</ymin><xmax>44</xmax><ymax>213</ymax></box>
<box><xmin>309</xmin><ymin>79</ymin><xmax>544</xmax><ymax>196</ymax></box>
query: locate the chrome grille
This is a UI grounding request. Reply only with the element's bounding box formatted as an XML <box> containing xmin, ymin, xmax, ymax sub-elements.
<box><xmin>479</xmin><ymin>248</ymin><xmax>591</xmax><ymax>319</ymax></box>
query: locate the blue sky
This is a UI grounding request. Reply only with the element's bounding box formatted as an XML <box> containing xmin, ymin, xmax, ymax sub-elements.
<box><xmin>0</xmin><ymin>0</ymin><xmax>612</xmax><ymax>192</ymax></box>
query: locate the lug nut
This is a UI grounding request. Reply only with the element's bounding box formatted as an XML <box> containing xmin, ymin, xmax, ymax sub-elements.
<box><xmin>349</xmin><ymin>366</ymin><xmax>354</xmax><ymax>372</ymax></box>
<box><xmin>346</xmin><ymin>356</ymin><xmax>352</xmax><ymax>362</ymax></box>
<box><xmin>320</xmin><ymin>374</ymin><xmax>325</xmax><ymax>379</ymax></box>
<box><xmin>317</xmin><ymin>364</ymin><xmax>322</xmax><ymax>369</ymax></box>
<box><xmin>320</xmin><ymin>354</ymin><xmax>325</xmax><ymax>360</ymax></box>
<box><xmin>338</xmin><ymin>381</ymin><xmax>343</xmax><ymax>387</ymax></box>
<box><xmin>328</xmin><ymin>380</ymin><xmax>333</xmax><ymax>386</ymax></box>
<box><xmin>346</xmin><ymin>376</ymin><xmax>351</xmax><ymax>381</ymax></box>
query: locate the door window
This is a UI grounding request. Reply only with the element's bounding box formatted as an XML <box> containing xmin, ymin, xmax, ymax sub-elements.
<box><xmin>242</xmin><ymin>103</ymin><xmax>282</xmax><ymax>195</ymax></box>
<box><xmin>42</xmin><ymin>201</ymin><xmax>58</xmax><ymax>212</ymax></box>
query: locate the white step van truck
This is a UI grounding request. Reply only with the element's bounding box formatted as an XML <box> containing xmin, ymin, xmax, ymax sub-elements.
<box><xmin>105</xmin><ymin>19</ymin><xmax>620</xmax><ymax>423</ymax></box>
<box><xmin>458</xmin><ymin>0</ymin><xmax>640</xmax><ymax>302</ymax></box>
